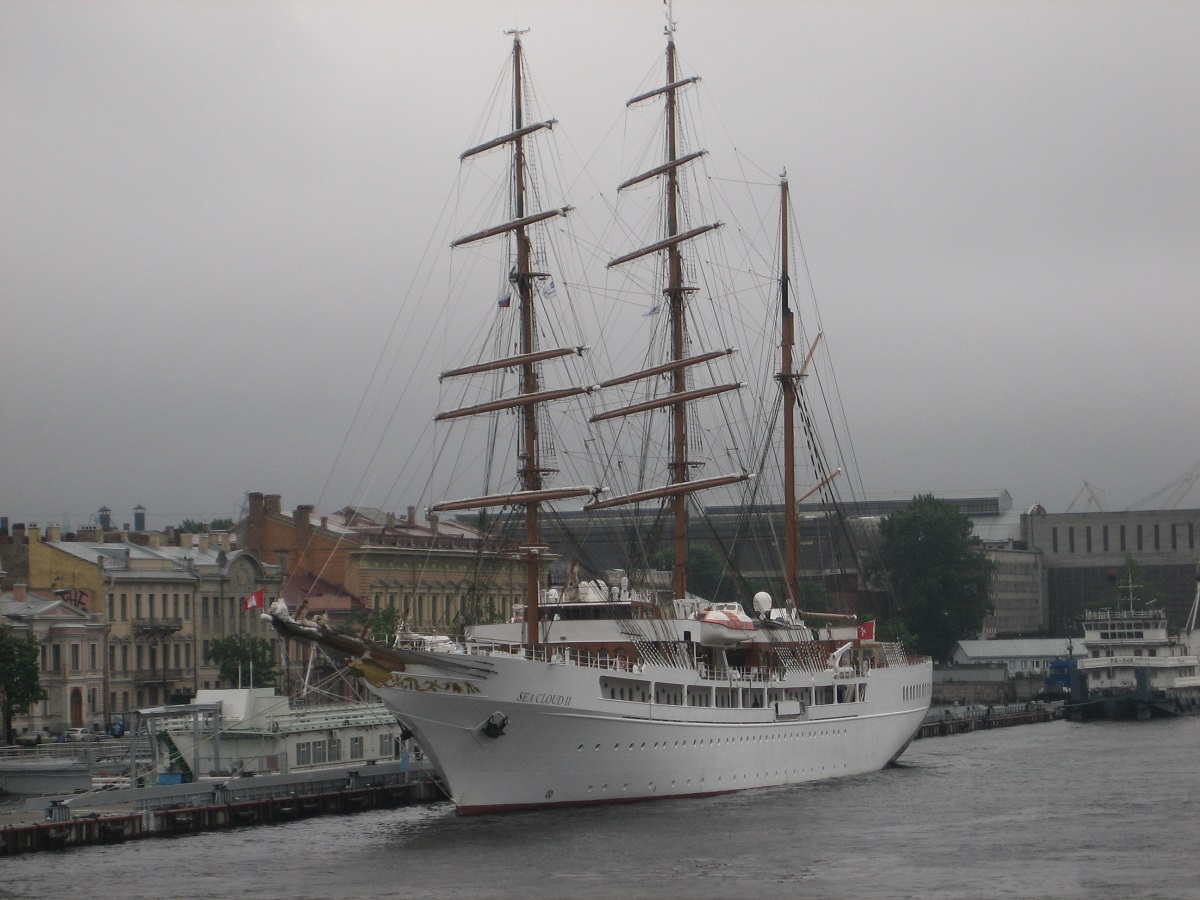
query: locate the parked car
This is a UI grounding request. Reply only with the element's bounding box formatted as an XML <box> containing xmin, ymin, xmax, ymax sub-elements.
<box><xmin>64</xmin><ymin>727</ymin><xmax>100</xmax><ymax>742</ymax></box>
<box><xmin>15</xmin><ymin>729</ymin><xmax>54</xmax><ymax>746</ymax></box>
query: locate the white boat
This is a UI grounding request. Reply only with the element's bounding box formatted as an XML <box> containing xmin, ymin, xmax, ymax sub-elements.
<box><xmin>1066</xmin><ymin>570</ymin><xmax>1200</xmax><ymax>720</ymax></box>
<box><xmin>270</xmin><ymin>14</ymin><xmax>931</xmax><ymax>814</ymax></box>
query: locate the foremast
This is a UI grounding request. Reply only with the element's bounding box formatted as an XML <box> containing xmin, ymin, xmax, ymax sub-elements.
<box><xmin>432</xmin><ymin>31</ymin><xmax>596</xmax><ymax>647</ymax></box>
<box><xmin>593</xmin><ymin>18</ymin><xmax>749</xmax><ymax>603</ymax></box>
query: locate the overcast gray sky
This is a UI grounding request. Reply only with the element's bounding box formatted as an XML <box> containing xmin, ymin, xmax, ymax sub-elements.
<box><xmin>3</xmin><ymin>0</ymin><xmax>1198</xmax><ymax>531</ymax></box>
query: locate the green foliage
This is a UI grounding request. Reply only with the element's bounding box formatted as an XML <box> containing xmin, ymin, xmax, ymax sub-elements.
<box><xmin>210</xmin><ymin>518</ymin><xmax>234</xmax><ymax>532</ymax></box>
<box><xmin>652</xmin><ymin>543</ymin><xmax>736</xmax><ymax>604</ymax></box>
<box><xmin>864</xmin><ymin>494</ymin><xmax>995</xmax><ymax>663</ymax></box>
<box><xmin>205</xmin><ymin>634</ymin><xmax>278</xmax><ymax>688</ymax></box>
<box><xmin>0</xmin><ymin>625</ymin><xmax>44</xmax><ymax>745</ymax></box>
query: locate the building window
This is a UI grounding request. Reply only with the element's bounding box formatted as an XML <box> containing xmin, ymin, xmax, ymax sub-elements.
<box><xmin>121</xmin><ymin>645</ymin><xmax>129</xmax><ymax>672</ymax></box>
<box><xmin>121</xmin><ymin>595</ymin><xmax>128</xmax><ymax>621</ymax></box>
<box><xmin>162</xmin><ymin>596</ymin><xmax>169</xmax><ymax>618</ymax></box>
<box><xmin>1103</xmin><ymin>525</ymin><xmax>1109</xmax><ymax>552</ymax></box>
<box><xmin>185</xmin><ymin>596</ymin><xmax>191</xmax><ymax>620</ymax></box>
<box><xmin>136</xmin><ymin>645</ymin><xmax>144</xmax><ymax>671</ymax></box>
<box><xmin>90</xmin><ymin>643</ymin><xmax>97</xmax><ymax>671</ymax></box>
<box><xmin>350</xmin><ymin>736</ymin><xmax>364</xmax><ymax>759</ymax></box>
<box><xmin>136</xmin><ymin>690</ymin><xmax>144</xmax><ymax>707</ymax></box>
<box><xmin>1154</xmin><ymin>524</ymin><xmax>1160</xmax><ymax>551</ymax></box>
<box><xmin>52</xmin><ymin>644</ymin><xmax>61</xmax><ymax>672</ymax></box>
<box><xmin>173</xmin><ymin>594</ymin><xmax>180</xmax><ymax>618</ymax></box>
<box><xmin>1137</xmin><ymin>524</ymin><xmax>1143</xmax><ymax>551</ymax></box>
<box><xmin>229</xmin><ymin>598</ymin><xmax>235</xmax><ymax>621</ymax></box>
<box><xmin>174</xmin><ymin>644</ymin><xmax>181</xmax><ymax>669</ymax></box>
<box><xmin>296</xmin><ymin>742</ymin><xmax>312</xmax><ymax>766</ymax></box>
<box><xmin>185</xmin><ymin>645</ymin><xmax>191</xmax><ymax>668</ymax></box>
<box><xmin>1191</xmin><ymin>523</ymin><xmax>1196</xmax><ymax>550</ymax></box>
<box><xmin>122</xmin><ymin>691</ymin><xmax>129</xmax><ymax>711</ymax></box>
<box><xmin>135</xmin><ymin>594</ymin><xmax>142</xmax><ymax>619</ymax></box>
<box><xmin>1052</xmin><ymin>528</ymin><xmax>1058</xmax><ymax>553</ymax></box>
<box><xmin>1172</xmin><ymin>524</ymin><xmax>1178</xmax><ymax>550</ymax></box>
<box><xmin>1068</xmin><ymin>527</ymin><xmax>1075</xmax><ymax>553</ymax></box>
<box><xmin>202</xmin><ymin>596</ymin><xmax>209</xmax><ymax>620</ymax></box>
<box><xmin>203</xmin><ymin>640</ymin><xmax>210</xmax><ymax>661</ymax></box>
<box><xmin>1085</xmin><ymin>526</ymin><xmax>1092</xmax><ymax>553</ymax></box>
<box><xmin>380</xmin><ymin>734</ymin><xmax>394</xmax><ymax>758</ymax></box>
<box><xmin>328</xmin><ymin>739</ymin><xmax>342</xmax><ymax>762</ymax></box>
<box><xmin>108</xmin><ymin>593</ymin><xmax>115</xmax><ymax>620</ymax></box>
<box><xmin>109</xmin><ymin>645</ymin><xmax>116</xmax><ymax>672</ymax></box>
<box><xmin>312</xmin><ymin>741</ymin><xmax>327</xmax><ymax>765</ymax></box>
<box><xmin>1120</xmin><ymin>525</ymin><xmax>1126</xmax><ymax>551</ymax></box>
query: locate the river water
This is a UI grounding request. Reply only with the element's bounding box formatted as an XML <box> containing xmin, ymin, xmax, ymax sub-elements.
<box><xmin>5</xmin><ymin>716</ymin><xmax>1199</xmax><ymax>899</ymax></box>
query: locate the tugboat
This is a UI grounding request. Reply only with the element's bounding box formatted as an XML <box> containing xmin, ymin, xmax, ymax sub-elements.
<box><xmin>1065</xmin><ymin>567</ymin><xmax>1200</xmax><ymax>721</ymax></box>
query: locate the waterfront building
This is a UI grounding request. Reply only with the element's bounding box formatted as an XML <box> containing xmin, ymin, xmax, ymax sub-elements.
<box><xmin>951</xmin><ymin>638</ymin><xmax>1083</xmax><ymax>676</ymax></box>
<box><xmin>26</xmin><ymin>526</ymin><xmax>283</xmax><ymax>727</ymax></box>
<box><xmin>0</xmin><ymin>585</ymin><xmax>107</xmax><ymax>735</ymax></box>
<box><xmin>237</xmin><ymin>493</ymin><xmax>527</xmax><ymax>631</ymax></box>
<box><xmin>1021</xmin><ymin>506</ymin><xmax>1200</xmax><ymax>635</ymax></box>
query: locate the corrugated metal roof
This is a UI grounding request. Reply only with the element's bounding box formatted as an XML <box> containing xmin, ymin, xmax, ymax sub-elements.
<box><xmin>955</xmin><ymin>639</ymin><xmax>1083</xmax><ymax>660</ymax></box>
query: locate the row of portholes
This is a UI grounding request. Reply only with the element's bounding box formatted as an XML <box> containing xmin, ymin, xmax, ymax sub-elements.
<box><xmin>583</xmin><ymin>762</ymin><xmax>851</xmax><ymax>795</ymax></box>
<box><xmin>578</xmin><ymin>728</ymin><xmax>849</xmax><ymax>753</ymax></box>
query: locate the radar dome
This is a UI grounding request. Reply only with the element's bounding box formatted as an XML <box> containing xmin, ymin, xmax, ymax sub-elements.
<box><xmin>752</xmin><ymin>591</ymin><xmax>773</xmax><ymax>614</ymax></box>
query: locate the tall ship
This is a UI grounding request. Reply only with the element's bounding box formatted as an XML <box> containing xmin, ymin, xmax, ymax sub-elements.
<box><xmin>1066</xmin><ymin>571</ymin><xmax>1200</xmax><ymax>721</ymax></box>
<box><xmin>270</xmin><ymin>14</ymin><xmax>932</xmax><ymax>814</ymax></box>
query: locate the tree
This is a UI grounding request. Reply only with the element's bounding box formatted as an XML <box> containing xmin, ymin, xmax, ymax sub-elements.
<box><xmin>865</xmin><ymin>494</ymin><xmax>995</xmax><ymax>663</ymax></box>
<box><xmin>0</xmin><ymin>624</ymin><xmax>44</xmax><ymax>745</ymax></box>
<box><xmin>652</xmin><ymin>543</ymin><xmax>736</xmax><ymax>604</ymax></box>
<box><xmin>205</xmin><ymin>634</ymin><xmax>278</xmax><ymax>688</ymax></box>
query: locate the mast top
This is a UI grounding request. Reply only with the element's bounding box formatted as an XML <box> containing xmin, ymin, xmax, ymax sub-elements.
<box><xmin>664</xmin><ymin>0</ymin><xmax>676</xmax><ymax>36</ymax></box>
<box><xmin>505</xmin><ymin>27</ymin><xmax>530</xmax><ymax>41</ymax></box>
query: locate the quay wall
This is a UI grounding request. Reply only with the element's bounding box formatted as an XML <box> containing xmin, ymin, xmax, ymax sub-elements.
<box><xmin>1</xmin><ymin>760</ymin><xmax>441</xmax><ymax>856</ymax></box>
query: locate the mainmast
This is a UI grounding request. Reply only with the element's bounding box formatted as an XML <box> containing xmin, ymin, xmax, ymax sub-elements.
<box><xmin>595</xmin><ymin>18</ymin><xmax>749</xmax><ymax>603</ymax></box>
<box><xmin>432</xmin><ymin>31</ymin><xmax>596</xmax><ymax>647</ymax></box>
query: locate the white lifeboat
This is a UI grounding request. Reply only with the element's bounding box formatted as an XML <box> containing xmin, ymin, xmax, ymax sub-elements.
<box><xmin>695</xmin><ymin>602</ymin><xmax>757</xmax><ymax>647</ymax></box>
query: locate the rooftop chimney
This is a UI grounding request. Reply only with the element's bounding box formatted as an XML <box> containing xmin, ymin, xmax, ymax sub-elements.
<box><xmin>13</xmin><ymin>584</ymin><xmax>27</xmax><ymax>602</ymax></box>
<box><xmin>46</xmin><ymin>524</ymin><xmax>62</xmax><ymax>542</ymax></box>
<box><xmin>407</xmin><ymin>506</ymin><xmax>416</xmax><ymax>526</ymax></box>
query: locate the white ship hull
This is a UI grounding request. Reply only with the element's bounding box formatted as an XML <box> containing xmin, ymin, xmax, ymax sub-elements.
<box><xmin>356</xmin><ymin>647</ymin><xmax>931</xmax><ymax>814</ymax></box>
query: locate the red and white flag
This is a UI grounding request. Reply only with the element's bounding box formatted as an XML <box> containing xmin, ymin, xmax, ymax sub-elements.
<box><xmin>242</xmin><ymin>588</ymin><xmax>265</xmax><ymax>611</ymax></box>
<box><xmin>856</xmin><ymin>620</ymin><xmax>876</xmax><ymax>641</ymax></box>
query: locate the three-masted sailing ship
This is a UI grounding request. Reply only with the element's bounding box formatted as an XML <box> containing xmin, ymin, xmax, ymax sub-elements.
<box><xmin>269</xmin><ymin>20</ymin><xmax>932</xmax><ymax>815</ymax></box>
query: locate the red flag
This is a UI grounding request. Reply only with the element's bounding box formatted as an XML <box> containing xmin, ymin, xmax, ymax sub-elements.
<box><xmin>856</xmin><ymin>620</ymin><xmax>875</xmax><ymax>641</ymax></box>
<box><xmin>242</xmin><ymin>588</ymin><xmax>265</xmax><ymax>611</ymax></box>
